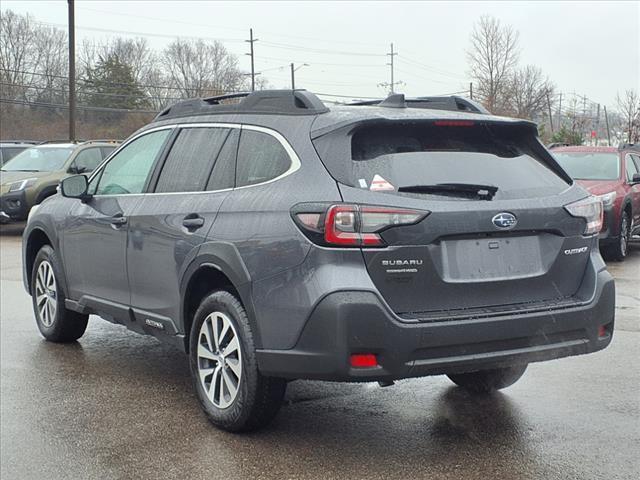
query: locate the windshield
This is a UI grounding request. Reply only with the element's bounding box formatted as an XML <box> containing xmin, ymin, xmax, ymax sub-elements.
<box><xmin>553</xmin><ymin>152</ymin><xmax>620</xmax><ymax>181</ymax></box>
<box><xmin>1</xmin><ymin>147</ymin><xmax>74</xmax><ymax>172</ymax></box>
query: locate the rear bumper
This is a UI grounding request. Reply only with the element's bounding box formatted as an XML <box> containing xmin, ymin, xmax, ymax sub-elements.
<box><xmin>256</xmin><ymin>268</ymin><xmax>615</xmax><ymax>381</ymax></box>
<box><xmin>0</xmin><ymin>191</ymin><xmax>29</xmax><ymax>222</ymax></box>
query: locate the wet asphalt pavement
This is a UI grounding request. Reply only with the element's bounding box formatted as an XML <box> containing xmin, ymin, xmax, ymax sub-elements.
<box><xmin>1</xmin><ymin>223</ymin><xmax>638</xmax><ymax>480</ymax></box>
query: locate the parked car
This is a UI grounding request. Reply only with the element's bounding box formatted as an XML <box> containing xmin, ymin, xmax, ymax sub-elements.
<box><xmin>551</xmin><ymin>144</ymin><xmax>640</xmax><ymax>260</ymax></box>
<box><xmin>0</xmin><ymin>140</ymin><xmax>119</xmax><ymax>223</ymax></box>
<box><xmin>23</xmin><ymin>90</ymin><xmax>614</xmax><ymax>432</ymax></box>
<box><xmin>0</xmin><ymin>140</ymin><xmax>39</xmax><ymax>166</ymax></box>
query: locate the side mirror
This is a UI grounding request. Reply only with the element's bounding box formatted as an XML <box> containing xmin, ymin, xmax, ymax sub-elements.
<box><xmin>632</xmin><ymin>173</ymin><xmax>640</xmax><ymax>184</ymax></box>
<box><xmin>60</xmin><ymin>175</ymin><xmax>90</xmax><ymax>200</ymax></box>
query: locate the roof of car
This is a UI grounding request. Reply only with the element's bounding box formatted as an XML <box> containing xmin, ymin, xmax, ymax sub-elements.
<box><xmin>551</xmin><ymin>146</ymin><xmax>619</xmax><ymax>154</ymax></box>
<box><xmin>150</xmin><ymin>89</ymin><xmax>536</xmax><ymax>137</ymax></box>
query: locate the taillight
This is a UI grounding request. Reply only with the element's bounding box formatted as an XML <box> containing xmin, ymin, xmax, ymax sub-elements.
<box><xmin>564</xmin><ymin>196</ymin><xmax>603</xmax><ymax>235</ymax></box>
<box><xmin>292</xmin><ymin>203</ymin><xmax>428</xmax><ymax>247</ymax></box>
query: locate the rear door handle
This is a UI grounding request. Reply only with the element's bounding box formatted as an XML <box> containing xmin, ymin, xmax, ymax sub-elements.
<box><xmin>182</xmin><ymin>215</ymin><xmax>205</xmax><ymax>230</ymax></box>
<box><xmin>110</xmin><ymin>214</ymin><xmax>127</xmax><ymax>226</ymax></box>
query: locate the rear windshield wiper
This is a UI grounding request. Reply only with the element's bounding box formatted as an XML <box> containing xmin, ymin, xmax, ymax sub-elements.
<box><xmin>398</xmin><ymin>183</ymin><xmax>498</xmax><ymax>200</ymax></box>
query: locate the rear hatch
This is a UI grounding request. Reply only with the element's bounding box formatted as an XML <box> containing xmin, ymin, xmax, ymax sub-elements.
<box><xmin>312</xmin><ymin>118</ymin><xmax>593</xmax><ymax>319</ymax></box>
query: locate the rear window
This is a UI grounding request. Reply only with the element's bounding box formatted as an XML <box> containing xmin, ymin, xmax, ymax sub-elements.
<box><xmin>314</xmin><ymin>122</ymin><xmax>568</xmax><ymax>200</ymax></box>
<box><xmin>553</xmin><ymin>152</ymin><xmax>620</xmax><ymax>181</ymax></box>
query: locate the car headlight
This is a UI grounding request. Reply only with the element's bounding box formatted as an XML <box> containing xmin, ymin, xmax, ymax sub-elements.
<box><xmin>597</xmin><ymin>191</ymin><xmax>617</xmax><ymax>208</ymax></box>
<box><xmin>8</xmin><ymin>178</ymin><xmax>37</xmax><ymax>192</ymax></box>
<box><xmin>565</xmin><ymin>196</ymin><xmax>603</xmax><ymax>235</ymax></box>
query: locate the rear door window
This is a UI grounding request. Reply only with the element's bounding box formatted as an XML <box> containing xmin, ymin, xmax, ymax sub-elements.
<box><xmin>206</xmin><ymin>129</ymin><xmax>239</xmax><ymax>191</ymax></box>
<box><xmin>236</xmin><ymin>129</ymin><xmax>291</xmax><ymax>187</ymax></box>
<box><xmin>155</xmin><ymin>127</ymin><xmax>230</xmax><ymax>193</ymax></box>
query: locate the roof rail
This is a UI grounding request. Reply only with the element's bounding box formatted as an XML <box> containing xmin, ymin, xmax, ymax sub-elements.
<box><xmin>350</xmin><ymin>93</ymin><xmax>490</xmax><ymax>114</ymax></box>
<box><xmin>40</xmin><ymin>139</ymin><xmax>84</xmax><ymax>144</ymax></box>
<box><xmin>619</xmin><ymin>143</ymin><xmax>639</xmax><ymax>152</ymax></box>
<box><xmin>80</xmin><ymin>139</ymin><xmax>122</xmax><ymax>145</ymax></box>
<box><xmin>155</xmin><ymin>89</ymin><xmax>329</xmax><ymax>120</ymax></box>
<box><xmin>0</xmin><ymin>140</ymin><xmax>40</xmax><ymax>145</ymax></box>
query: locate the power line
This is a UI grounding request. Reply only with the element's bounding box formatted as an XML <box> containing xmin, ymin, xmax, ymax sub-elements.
<box><xmin>76</xmin><ymin>6</ymin><xmax>388</xmax><ymax>48</ymax></box>
<box><xmin>0</xmin><ymin>97</ymin><xmax>159</xmax><ymax>114</ymax></box>
<box><xmin>0</xmin><ymin>81</ymin><xmax>183</xmax><ymax>101</ymax></box>
<box><xmin>0</xmin><ymin>68</ymin><xmax>204</xmax><ymax>93</ymax></box>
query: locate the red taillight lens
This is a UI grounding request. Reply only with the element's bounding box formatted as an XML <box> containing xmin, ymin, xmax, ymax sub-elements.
<box><xmin>350</xmin><ymin>353</ymin><xmax>378</xmax><ymax>368</ymax></box>
<box><xmin>317</xmin><ymin>204</ymin><xmax>427</xmax><ymax>247</ymax></box>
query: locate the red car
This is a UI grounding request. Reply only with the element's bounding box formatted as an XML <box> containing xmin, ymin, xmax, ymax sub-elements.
<box><xmin>552</xmin><ymin>144</ymin><xmax>640</xmax><ymax>260</ymax></box>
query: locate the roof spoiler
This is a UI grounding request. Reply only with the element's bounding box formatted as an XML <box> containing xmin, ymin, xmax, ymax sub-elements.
<box><xmin>350</xmin><ymin>93</ymin><xmax>490</xmax><ymax>114</ymax></box>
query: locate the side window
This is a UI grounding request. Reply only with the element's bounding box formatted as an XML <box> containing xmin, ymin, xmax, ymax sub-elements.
<box><xmin>235</xmin><ymin>129</ymin><xmax>291</xmax><ymax>187</ymax></box>
<box><xmin>625</xmin><ymin>154</ymin><xmax>639</xmax><ymax>182</ymax></box>
<box><xmin>206</xmin><ymin>129</ymin><xmax>239</xmax><ymax>191</ymax></box>
<box><xmin>92</xmin><ymin>130</ymin><xmax>170</xmax><ymax>195</ymax></box>
<box><xmin>155</xmin><ymin>127</ymin><xmax>229</xmax><ymax>193</ymax></box>
<box><xmin>71</xmin><ymin>148</ymin><xmax>103</xmax><ymax>174</ymax></box>
<box><xmin>101</xmin><ymin>146</ymin><xmax>116</xmax><ymax>159</ymax></box>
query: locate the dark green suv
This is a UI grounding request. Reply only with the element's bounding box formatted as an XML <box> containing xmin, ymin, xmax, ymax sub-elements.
<box><xmin>0</xmin><ymin>140</ymin><xmax>119</xmax><ymax>223</ymax></box>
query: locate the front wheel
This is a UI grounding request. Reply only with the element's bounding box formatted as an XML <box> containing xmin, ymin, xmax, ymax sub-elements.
<box><xmin>603</xmin><ymin>211</ymin><xmax>630</xmax><ymax>262</ymax></box>
<box><xmin>189</xmin><ymin>290</ymin><xmax>286</xmax><ymax>432</ymax></box>
<box><xmin>31</xmin><ymin>245</ymin><xmax>89</xmax><ymax>342</ymax></box>
<box><xmin>447</xmin><ymin>364</ymin><xmax>527</xmax><ymax>393</ymax></box>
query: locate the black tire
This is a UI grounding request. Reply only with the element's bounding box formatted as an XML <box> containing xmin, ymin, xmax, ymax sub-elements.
<box><xmin>447</xmin><ymin>364</ymin><xmax>527</xmax><ymax>393</ymax></box>
<box><xmin>189</xmin><ymin>290</ymin><xmax>286</xmax><ymax>432</ymax></box>
<box><xmin>602</xmin><ymin>211</ymin><xmax>630</xmax><ymax>262</ymax></box>
<box><xmin>31</xmin><ymin>245</ymin><xmax>89</xmax><ymax>342</ymax></box>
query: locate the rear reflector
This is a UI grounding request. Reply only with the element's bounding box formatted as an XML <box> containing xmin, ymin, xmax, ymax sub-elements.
<box><xmin>598</xmin><ymin>325</ymin><xmax>607</xmax><ymax>338</ymax></box>
<box><xmin>433</xmin><ymin>120</ymin><xmax>475</xmax><ymax>127</ymax></box>
<box><xmin>350</xmin><ymin>353</ymin><xmax>378</xmax><ymax>368</ymax></box>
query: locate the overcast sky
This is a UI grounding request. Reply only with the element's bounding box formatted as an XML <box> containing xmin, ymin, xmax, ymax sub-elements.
<box><xmin>3</xmin><ymin>0</ymin><xmax>639</xmax><ymax>107</ymax></box>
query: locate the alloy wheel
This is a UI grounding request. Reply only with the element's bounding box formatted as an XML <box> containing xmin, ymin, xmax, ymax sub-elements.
<box><xmin>197</xmin><ymin>311</ymin><xmax>243</xmax><ymax>409</ymax></box>
<box><xmin>620</xmin><ymin>215</ymin><xmax>629</xmax><ymax>257</ymax></box>
<box><xmin>35</xmin><ymin>260</ymin><xmax>57</xmax><ymax>327</ymax></box>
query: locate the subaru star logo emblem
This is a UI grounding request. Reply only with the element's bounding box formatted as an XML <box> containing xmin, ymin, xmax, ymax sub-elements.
<box><xmin>492</xmin><ymin>212</ymin><xmax>517</xmax><ymax>230</ymax></box>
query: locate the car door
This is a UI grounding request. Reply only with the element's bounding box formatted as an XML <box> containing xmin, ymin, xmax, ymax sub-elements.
<box><xmin>628</xmin><ymin>154</ymin><xmax>640</xmax><ymax>228</ymax></box>
<box><xmin>62</xmin><ymin>129</ymin><xmax>172</xmax><ymax>321</ymax></box>
<box><xmin>126</xmin><ymin>125</ymin><xmax>238</xmax><ymax>334</ymax></box>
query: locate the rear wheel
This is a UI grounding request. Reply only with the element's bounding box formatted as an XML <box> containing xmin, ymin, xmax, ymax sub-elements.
<box><xmin>31</xmin><ymin>245</ymin><xmax>89</xmax><ymax>342</ymax></box>
<box><xmin>189</xmin><ymin>290</ymin><xmax>286</xmax><ymax>432</ymax></box>
<box><xmin>447</xmin><ymin>364</ymin><xmax>527</xmax><ymax>393</ymax></box>
<box><xmin>603</xmin><ymin>211</ymin><xmax>630</xmax><ymax>261</ymax></box>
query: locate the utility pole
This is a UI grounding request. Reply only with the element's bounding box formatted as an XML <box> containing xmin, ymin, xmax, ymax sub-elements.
<box><xmin>594</xmin><ymin>103</ymin><xmax>601</xmax><ymax>146</ymax></box>
<box><xmin>379</xmin><ymin>43</ymin><xmax>401</xmax><ymax>95</ymax></box>
<box><xmin>289</xmin><ymin>63</ymin><xmax>309</xmax><ymax>90</ymax></box>
<box><xmin>546</xmin><ymin>92</ymin><xmax>554</xmax><ymax>134</ymax></box>
<box><xmin>557</xmin><ymin>92</ymin><xmax>562</xmax><ymax>132</ymax></box>
<box><xmin>604</xmin><ymin>105</ymin><xmax>611</xmax><ymax>146</ymax></box>
<box><xmin>245</xmin><ymin>28</ymin><xmax>258</xmax><ymax>91</ymax></box>
<box><xmin>387</xmin><ymin>43</ymin><xmax>397</xmax><ymax>94</ymax></box>
<box><xmin>469</xmin><ymin>82</ymin><xmax>473</xmax><ymax>99</ymax></box>
<box><xmin>68</xmin><ymin>0</ymin><xmax>76</xmax><ymax>141</ymax></box>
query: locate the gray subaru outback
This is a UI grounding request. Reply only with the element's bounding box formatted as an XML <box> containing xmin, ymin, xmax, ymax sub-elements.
<box><xmin>22</xmin><ymin>90</ymin><xmax>615</xmax><ymax>432</ymax></box>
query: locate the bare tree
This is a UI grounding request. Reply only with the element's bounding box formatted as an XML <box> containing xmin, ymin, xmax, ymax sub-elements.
<box><xmin>507</xmin><ymin>65</ymin><xmax>554</xmax><ymax>120</ymax></box>
<box><xmin>0</xmin><ymin>10</ymin><xmax>42</xmax><ymax>100</ymax></box>
<box><xmin>31</xmin><ymin>24</ymin><xmax>68</xmax><ymax>104</ymax></box>
<box><xmin>163</xmin><ymin>39</ymin><xmax>245</xmax><ymax>98</ymax></box>
<box><xmin>616</xmin><ymin>90</ymin><xmax>640</xmax><ymax>143</ymax></box>
<box><xmin>467</xmin><ymin>15</ymin><xmax>520</xmax><ymax>114</ymax></box>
